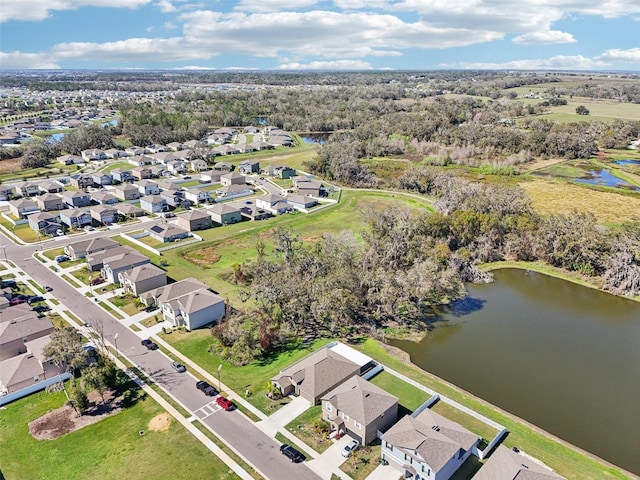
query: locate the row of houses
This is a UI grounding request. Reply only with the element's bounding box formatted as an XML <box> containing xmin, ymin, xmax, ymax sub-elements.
<box><xmin>62</xmin><ymin>237</ymin><xmax>225</xmax><ymax>331</ymax></box>
<box><xmin>271</xmin><ymin>343</ymin><xmax>565</xmax><ymax>480</ymax></box>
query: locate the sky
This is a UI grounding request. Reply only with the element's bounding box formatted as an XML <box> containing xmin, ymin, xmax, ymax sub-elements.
<box><xmin>0</xmin><ymin>0</ymin><xmax>639</xmax><ymax>71</ymax></box>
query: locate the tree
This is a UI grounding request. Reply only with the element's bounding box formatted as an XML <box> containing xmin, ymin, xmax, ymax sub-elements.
<box><xmin>575</xmin><ymin>105</ymin><xmax>590</xmax><ymax>115</ymax></box>
<box><xmin>70</xmin><ymin>382</ymin><xmax>90</xmax><ymax>414</ymax></box>
<box><xmin>43</xmin><ymin>327</ymin><xmax>87</xmax><ymax>373</ymax></box>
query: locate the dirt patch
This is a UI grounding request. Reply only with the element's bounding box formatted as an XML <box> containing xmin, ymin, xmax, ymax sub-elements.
<box><xmin>182</xmin><ymin>246</ymin><xmax>222</xmax><ymax>267</ymax></box>
<box><xmin>29</xmin><ymin>389</ymin><xmax>124</xmax><ymax>440</ymax></box>
<box><xmin>148</xmin><ymin>412</ymin><xmax>172</xmax><ymax>432</ymax></box>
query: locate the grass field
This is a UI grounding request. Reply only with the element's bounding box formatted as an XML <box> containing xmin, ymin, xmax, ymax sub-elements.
<box><xmin>519</xmin><ymin>179</ymin><xmax>640</xmax><ymax>224</ymax></box>
<box><xmin>368</xmin><ymin>371</ymin><xmax>430</xmax><ymax>412</ymax></box>
<box><xmin>0</xmin><ymin>388</ymin><xmax>239</xmax><ymax>480</ymax></box>
<box><xmin>284</xmin><ymin>405</ymin><xmax>333</xmax><ymax>453</ymax></box>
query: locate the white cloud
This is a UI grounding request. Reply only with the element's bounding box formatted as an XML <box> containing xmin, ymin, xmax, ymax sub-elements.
<box><xmin>156</xmin><ymin>0</ymin><xmax>176</xmax><ymax>13</ymax></box>
<box><xmin>513</xmin><ymin>30</ymin><xmax>576</xmax><ymax>45</ymax></box>
<box><xmin>277</xmin><ymin>60</ymin><xmax>373</xmax><ymax>70</ymax></box>
<box><xmin>0</xmin><ymin>51</ymin><xmax>60</xmax><ymax>69</ymax></box>
<box><xmin>454</xmin><ymin>55</ymin><xmax>609</xmax><ymax>70</ymax></box>
<box><xmin>0</xmin><ymin>0</ymin><xmax>151</xmax><ymax>23</ymax></box>
<box><xmin>163</xmin><ymin>21</ymin><xmax>177</xmax><ymax>29</ymax></box>
<box><xmin>234</xmin><ymin>0</ymin><xmax>320</xmax><ymax>13</ymax></box>
<box><xmin>172</xmin><ymin>65</ymin><xmax>217</xmax><ymax>70</ymax></box>
<box><xmin>596</xmin><ymin>48</ymin><xmax>640</xmax><ymax>63</ymax></box>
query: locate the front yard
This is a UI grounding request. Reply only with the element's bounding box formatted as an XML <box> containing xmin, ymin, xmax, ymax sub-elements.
<box><xmin>108</xmin><ymin>293</ymin><xmax>146</xmax><ymax>316</ymax></box>
<box><xmin>341</xmin><ymin>443</ymin><xmax>382</xmax><ymax>480</ymax></box>
<box><xmin>284</xmin><ymin>405</ymin><xmax>333</xmax><ymax>453</ymax></box>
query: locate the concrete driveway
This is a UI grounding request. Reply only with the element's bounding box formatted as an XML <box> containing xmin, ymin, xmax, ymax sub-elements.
<box><xmin>269</xmin><ymin>395</ymin><xmax>311</xmax><ymax>427</ymax></box>
<box><xmin>364</xmin><ymin>463</ymin><xmax>401</xmax><ymax>480</ymax></box>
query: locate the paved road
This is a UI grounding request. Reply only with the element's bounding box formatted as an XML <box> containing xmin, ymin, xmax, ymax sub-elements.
<box><xmin>1</xmin><ymin>229</ymin><xmax>321</xmax><ymax>480</ymax></box>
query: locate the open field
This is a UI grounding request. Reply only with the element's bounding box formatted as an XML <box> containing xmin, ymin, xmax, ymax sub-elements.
<box><xmin>519</xmin><ymin>179</ymin><xmax>640</xmax><ymax>224</ymax></box>
<box><xmin>0</xmin><ymin>388</ymin><xmax>239</xmax><ymax>480</ymax></box>
<box><xmin>368</xmin><ymin>370</ymin><xmax>430</xmax><ymax>412</ymax></box>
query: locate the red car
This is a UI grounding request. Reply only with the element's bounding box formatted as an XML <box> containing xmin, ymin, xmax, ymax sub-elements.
<box><xmin>216</xmin><ymin>396</ymin><xmax>235</xmax><ymax>411</ymax></box>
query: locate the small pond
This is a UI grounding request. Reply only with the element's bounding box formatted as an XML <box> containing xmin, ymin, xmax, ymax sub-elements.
<box><xmin>46</xmin><ymin>133</ymin><xmax>66</xmax><ymax>143</ymax></box>
<box><xmin>100</xmin><ymin>119</ymin><xmax>119</xmax><ymax>127</ymax></box>
<box><xmin>612</xmin><ymin>159</ymin><xmax>640</xmax><ymax>166</ymax></box>
<box><xmin>573</xmin><ymin>168</ymin><xmax>639</xmax><ymax>190</ymax></box>
<box><xmin>300</xmin><ymin>133</ymin><xmax>329</xmax><ymax>145</ymax></box>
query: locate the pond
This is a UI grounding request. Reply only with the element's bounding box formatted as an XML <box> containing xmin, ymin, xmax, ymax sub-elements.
<box><xmin>390</xmin><ymin>269</ymin><xmax>640</xmax><ymax>475</ymax></box>
<box><xmin>573</xmin><ymin>168</ymin><xmax>639</xmax><ymax>190</ymax></box>
<box><xmin>46</xmin><ymin>133</ymin><xmax>66</xmax><ymax>143</ymax></box>
<box><xmin>100</xmin><ymin>119</ymin><xmax>119</xmax><ymax>127</ymax></box>
<box><xmin>300</xmin><ymin>133</ymin><xmax>329</xmax><ymax>145</ymax></box>
<box><xmin>612</xmin><ymin>159</ymin><xmax>640</xmax><ymax>166</ymax></box>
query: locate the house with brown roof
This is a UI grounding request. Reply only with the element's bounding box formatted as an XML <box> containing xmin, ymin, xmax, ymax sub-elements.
<box><xmin>209</xmin><ymin>204</ymin><xmax>242</xmax><ymax>225</ymax></box>
<box><xmin>131</xmin><ymin>166</ymin><xmax>152</xmax><ymax>179</ymax></box>
<box><xmin>38</xmin><ymin>180</ymin><xmax>64</xmax><ymax>194</ymax></box>
<box><xmin>119</xmin><ymin>264</ymin><xmax>167</xmax><ymax>296</ymax></box>
<box><xmin>471</xmin><ymin>446</ymin><xmax>565</xmax><ymax>480</ymax></box>
<box><xmin>90</xmin><ymin>204</ymin><xmax>118</xmax><ymax>225</ymax></box>
<box><xmin>90</xmin><ymin>191</ymin><xmax>119</xmax><ymax>205</ymax></box>
<box><xmin>271</xmin><ymin>347</ymin><xmax>361</xmax><ymax>405</ymax></box>
<box><xmin>177</xmin><ymin>209</ymin><xmax>213</xmax><ymax>232</ymax></box>
<box><xmin>36</xmin><ymin>193</ymin><xmax>65</xmax><ymax>212</ymax></box>
<box><xmin>65</xmin><ymin>236</ymin><xmax>119</xmax><ymax>260</ymax></box>
<box><xmin>322</xmin><ymin>375</ymin><xmax>398</xmax><ymax>445</ymax></box>
<box><xmin>115</xmin><ymin>202</ymin><xmax>145</xmax><ymax>218</ymax></box>
<box><xmin>381</xmin><ymin>408</ymin><xmax>481</xmax><ymax>480</ymax></box>
<box><xmin>220</xmin><ymin>172</ymin><xmax>246</xmax><ymax>186</ymax></box>
<box><xmin>140</xmin><ymin>278</ymin><xmax>225</xmax><ymax>330</ymax></box>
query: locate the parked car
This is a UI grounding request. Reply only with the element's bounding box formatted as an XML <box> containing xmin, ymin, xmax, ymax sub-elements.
<box><xmin>84</xmin><ymin>226</ymin><xmax>95</xmax><ymax>231</ymax></box>
<box><xmin>144</xmin><ymin>305</ymin><xmax>159</xmax><ymax>312</ymax></box>
<box><xmin>141</xmin><ymin>339</ymin><xmax>158</xmax><ymax>350</ymax></box>
<box><xmin>44</xmin><ymin>286</ymin><xmax>53</xmax><ymax>292</ymax></box>
<box><xmin>32</xmin><ymin>305</ymin><xmax>51</xmax><ymax>313</ymax></box>
<box><xmin>90</xmin><ymin>277</ymin><xmax>105</xmax><ymax>286</ymax></box>
<box><xmin>55</xmin><ymin>229</ymin><xmax>64</xmax><ymax>236</ymax></box>
<box><xmin>28</xmin><ymin>295</ymin><xmax>45</xmax><ymax>304</ymax></box>
<box><xmin>341</xmin><ymin>439</ymin><xmax>360</xmax><ymax>458</ymax></box>
<box><xmin>170</xmin><ymin>362</ymin><xmax>186</xmax><ymax>373</ymax></box>
<box><xmin>0</xmin><ymin>279</ymin><xmax>17</xmax><ymax>288</ymax></box>
<box><xmin>55</xmin><ymin>255</ymin><xmax>69</xmax><ymax>263</ymax></box>
<box><xmin>280</xmin><ymin>444</ymin><xmax>304</xmax><ymax>463</ymax></box>
<box><xmin>196</xmin><ymin>380</ymin><xmax>218</xmax><ymax>397</ymax></box>
<box><xmin>216</xmin><ymin>396</ymin><xmax>235</xmax><ymax>411</ymax></box>
<box><xmin>10</xmin><ymin>298</ymin><xmax>27</xmax><ymax>305</ymax></box>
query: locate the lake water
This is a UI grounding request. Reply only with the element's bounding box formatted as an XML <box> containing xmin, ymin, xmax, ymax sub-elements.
<box><xmin>100</xmin><ymin>119</ymin><xmax>119</xmax><ymax>127</ymax></box>
<box><xmin>613</xmin><ymin>159</ymin><xmax>640</xmax><ymax>166</ymax></box>
<box><xmin>574</xmin><ymin>168</ymin><xmax>640</xmax><ymax>191</ymax></box>
<box><xmin>300</xmin><ymin>133</ymin><xmax>329</xmax><ymax>145</ymax></box>
<box><xmin>390</xmin><ymin>269</ymin><xmax>640</xmax><ymax>475</ymax></box>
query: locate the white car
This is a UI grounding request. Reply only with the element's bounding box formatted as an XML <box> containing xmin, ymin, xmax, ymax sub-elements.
<box><xmin>341</xmin><ymin>439</ymin><xmax>360</xmax><ymax>457</ymax></box>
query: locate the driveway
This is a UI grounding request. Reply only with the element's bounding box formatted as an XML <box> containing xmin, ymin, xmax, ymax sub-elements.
<box><xmin>268</xmin><ymin>395</ymin><xmax>312</xmax><ymax>427</ymax></box>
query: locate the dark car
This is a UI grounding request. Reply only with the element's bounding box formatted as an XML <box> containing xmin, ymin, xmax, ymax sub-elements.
<box><xmin>170</xmin><ymin>361</ymin><xmax>186</xmax><ymax>373</ymax></box>
<box><xmin>28</xmin><ymin>295</ymin><xmax>45</xmax><ymax>304</ymax></box>
<box><xmin>216</xmin><ymin>396</ymin><xmax>235</xmax><ymax>411</ymax></box>
<box><xmin>141</xmin><ymin>339</ymin><xmax>158</xmax><ymax>350</ymax></box>
<box><xmin>145</xmin><ymin>305</ymin><xmax>159</xmax><ymax>313</ymax></box>
<box><xmin>90</xmin><ymin>277</ymin><xmax>105</xmax><ymax>286</ymax></box>
<box><xmin>32</xmin><ymin>305</ymin><xmax>51</xmax><ymax>313</ymax></box>
<box><xmin>280</xmin><ymin>444</ymin><xmax>304</xmax><ymax>463</ymax></box>
<box><xmin>44</xmin><ymin>286</ymin><xmax>53</xmax><ymax>292</ymax></box>
<box><xmin>196</xmin><ymin>380</ymin><xmax>218</xmax><ymax>397</ymax></box>
<box><xmin>10</xmin><ymin>298</ymin><xmax>27</xmax><ymax>306</ymax></box>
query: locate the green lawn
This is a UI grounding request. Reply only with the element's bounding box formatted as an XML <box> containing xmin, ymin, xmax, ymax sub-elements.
<box><xmin>368</xmin><ymin>371</ymin><xmax>430</xmax><ymax>413</ymax></box>
<box><xmin>0</xmin><ymin>221</ymin><xmax>40</xmax><ymax>243</ymax></box>
<box><xmin>159</xmin><ymin>330</ymin><xmax>332</xmax><ymax>414</ymax></box>
<box><xmin>109</xmin><ymin>294</ymin><xmax>145</xmax><ymax>316</ymax></box>
<box><xmin>341</xmin><ymin>443</ymin><xmax>382</xmax><ymax>480</ymax></box>
<box><xmin>356</xmin><ymin>339</ymin><xmax>629</xmax><ymax>480</ymax></box>
<box><xmin>0</xmin><ymin>388</ymin><xmax>239</xmax><ymax>480</ymax></box>
<box><xmin>284</xmin><ymin>405</ymin><xmax>333</xmax><ymax>453</ymax></box>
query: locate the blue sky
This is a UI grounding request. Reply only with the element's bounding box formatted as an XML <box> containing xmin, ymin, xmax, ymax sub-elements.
<box><xmin>1</xmin><ymin>0</ymin><xmax>639</xmax><ymax>70</ymax></box>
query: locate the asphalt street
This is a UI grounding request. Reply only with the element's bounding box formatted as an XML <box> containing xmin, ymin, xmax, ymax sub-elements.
<box><xmin>1</xmin><ymin>227</ymin><xmax>321</xmax><ymax>480</ymax></box>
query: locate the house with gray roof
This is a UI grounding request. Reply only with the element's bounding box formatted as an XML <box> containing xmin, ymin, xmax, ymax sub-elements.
<box><xmin>0</xmin><ymin>343</ymin><xmax>67</xmax><ymax>396</ymax></box>
<box><xmin>90</xmin><ymin>191</ymin><xmax>119</xmax><ymax>205</ymax></box>
<box><xmin>322</xmin><ymin>375</ymin><xmax>398</xmax><ymax>445</ymax></box>
<box><xmin>382</xmin><ymin>408</ymin><xmax>481</xmax><ymax>480</ymax></box>
<box><xmin>28</xmin><ymin>212</ymin><xmax>61</xmax><ymax>235</ymax></box>
<box><xmin>0</xmin><ymin>314</ymin><xmax>54</xmax><ymax>361</ymax></box>
<box><xmin>57</xmin><ymin>154</ymin><xmax>84</xmax><ymax>165</ymax></box>
<box><xmin>140</xmin><ymin>194</ymin><xmax>166</xmax><ymax>214</ymax></box>
<box><xmin>146</xmin><ymin>224</ymin><xmax>190</xmax><ymax>243</ymax></box>
<box><xmin>85</xmin><ymin>245</ymin><xmax>130</xmax><ymax>271</ymax></box>
<box><xmin>209</xmin><ymin>203</ymin><xmax>242</xmax><ymax>225</ymax></box>
<box><xmin>216</xmin><ymin>184</ymin><xmax>254</xmax><ymax>201</ymax></box>
<box><xmin>38</xmin><ymin>180</ymin><xmax>64</xmax><ymax>194</ymax></box>
<box><xmin>286</xmin><ymin>194</ymin><xmax>318</xmax><ymax>211</ymax></box>
<box><xmin>110</xmin><ymin>167</ymin><xmax>133</xmax><ymax>183</ymax></box>
<box><xmin>119</xmin><ymin>264</ymin><xmax>167</xmax><ymax>296</ymax></box>
<box><xmin>238</xmin><ymin>159</ymin><xmax>260</xmax><ymax>174</ymax></box>
<box><xmin>220</xmin><ymin>172</ymin><xmax>246</xmax><ymax>186</ymax></box>
<box><xmin>62</xmin><ymin>190</ymin><xmax>91</xmax><ymax>208</ymax></box>
<box><xmin>16</xmin><ymin>182</ymin><xmax>40</xmax><ymax>197</ymax></box>
<box><xmin>177</xmin><ymin>209</ymin><xmax>213</xmax><ymax>232</ymax></box>
<box><xmin>65</xmin><ymin>236</ymin><xmax>119</xmax><ymax>260</ymax></box>
<box><xmin>115</xmin><ymin>202</ymin><xmax>145</xmax><ymax>218</ymax></box>
<box><xmin>91</xmin><ymin>173</ymin><xmax>113</xmax><ymax>186</ymax></box>
<box><xmin>471</xmin><ymin>446</ymin><xmax>565</xmax><ymax>480</ymax></box>
<box><xmin>59</xmin><ymin>208</ymin><xmax>92</xmax><ymax>229</ymax></box>
<box><xmin>131</xmin><ymin>166</ymin><xmax>152</xmax><ymax>179</ymax></box>
<box><xmin>271</xmin><ymin>347</ymin><xmax>361</xmax><ymax>405</ymax></box>
<box><xmin>36</xmin><ymin>193</ymin><xmax>65</xmax><ymax>212</ymax></box>
<box><xmin>101</xmin><ymin>247</ymin><xmax>150</xmax><ymax>284</ymax></box>
<box><xmin>113</xmin><ymin>183</ymin><xmax>140</xmax><ymax>201</ymax></box>
<box><xmin>0</xmin><ymin>185</ymin><xmax>15</xmax><ymax>201</ymax></box>
<box><xmin>137</xmin><ymin>180</ymin><xmax>160</xmax><ymax>196</ymax></box>
<box><xmin>90</xmin><ymin>204</ymin><xmax>118</xmax><ymax>225</ymax></box>
<box><xmin>9</xmin><ymin>198</ymin><xmax>39</xmax><ymax>219</ymax></box>
<box><xmin>69</xmin><ymin>175</ymin><xmax>94</xmax><ymax>190</ymax></box>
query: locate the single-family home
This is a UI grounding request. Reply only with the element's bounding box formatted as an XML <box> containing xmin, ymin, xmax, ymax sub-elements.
<box><xmin>90</xmin><ymin>205</ymin><xmax>118</xmax><ymax>225</ymax></box>
<box><xmin>0</xmin><ymin>342</ymin><xmax>67</xmax><ymax>395</ymax></box>
<box><xmin>115</xmin><ymin>202</ymin><xmax>145</xmax><ymax>218</ymax></box>
<box><xmin>16</xmin><ymin>182</ymin><xmax>40</xmax><ymax>197</ymax></box>
<box><xmin>166</xmin><ymin>142</ymin><xmax>183</xmax><ymax>151</ymax></box>
<box><xmin>146</xmin><ymin>224</ymin><xmax>190</xmax><ymax>243</ymax></box>
<box><xmin>110</xmin><ymin>168</ymin><xmax>133</xmax><ymax>183</ymax></box>
<box><xmin>145</xmin><ymin>144</ymin><xmax>166</xmax><ymax>154</ymax></box>
<box><xmin>9</xmin><ymin>198</ymin><xmax>39</xmax><ymax>219</ymax></box>
<box><xmin>0</xmin><ymin>313</ymin><xmax>54</xmax><ymax>361</ymax></box>
<box><xmin>256</xmin><ymin>194</ymin><xmax>290</xmax><ymax>214</ymax></box>
<box><xmin>183</xmin><ymin>140</ymin><xmax>204</xmax><ymax>149</ymax></box>
<box><xmin>101</xmin><ymin>247</ymin><xmax>150</xmax><ymax>284</ymax></box>
<box><xmin>36</xmin><ymin>193</ymin><xmax>65</xmax><ymax>212</ymax></box>
<box><xmin>199</xmin><ymin>170</ymin><xmax>222</xmax><ymax>184</ymax></box>
<box><xmin>81</xmin><ymin>148</ymin><xmax>106</xmax><ymax>162</ymax></box>
<box><xmin>213</xmin><ymin>144</ymin><xmax>241</xmax><ymax>156</ymax></box>
<box><xmin>220</xmin><ymin>172</ymin><xmax>246</xmax><ymax>187</ymax></box>
<box><xmin>28</xmin><ymin>212</ymin><xmax>61</xmax><ymax>235</ymax></box>
<box><xmin>177</xmin><ymin>210</ymin><xmax>212</xmax><ymax>232</ymax></box>
<box><xmin>119</xmin><ymin>264</ymin><xmax>167</xmax><ymax>296</ymax></box>
<box><xmin>286</xmin><ymin>194</ymin><xmax>318</xmax><ymax>211</ymax></box>
<box><xmin>244</xmin><ymin>126</ymin><xmax>259</xmax><ymax>134</ymax></box>
<box><xmin>213</xmin><ymin>161</ymin><xmax>233</xmax><ymax>172</ymax></box>
<box><xmin>151</xmin><ymin>152</ymin><xmax>179</xmax><ymax>164</ymax></box>
<box><xmin>271</xmin><ymin>347</ymin><xmax>361</xmax><ymax>405</ymax></box>
<box><xmin>91</xmin><ymin>173</ymin><xmax>113</xmax><ymax>186</ymax></box>
<box><xmin>69</xmin><ymin>175</ymin><xmax>94</xmax><ymax>189</ymax></box>
<box><xmin>65</xmin><ymin>237</ymin><xmax>119</xmax><ymax>260</ymax></box>
<box><xmin>238</xmin><ymin>160</ymin><xmax>260</xmax><ymax>174</ymax></box>
<box><xmin>59</xmin><ymin>208</ymin><xmax>92</xmax><ymax>229</ymax></box>
<box><xmin>157</xmin><ymin>180</ymin><xmax>181</xmax><ymax>192</ymax></box>
<box><xmin>382</xmin><ymin>409</ymin><xmax>482</xmax><ymax>480</ymax></box>
<box><xmin>216</xmin><ymin>184</ymin><xmax>254</xmax><ymax>200</ymax></box>
<box><xmin>0</xmin><ymin>185</ymin><xmax>15</xmax><ymax>201</ymax></box>
<box><xmin>57</xmin><ymin>154</ymin><xmax>84</xmax><ymax>165</ymax></box>
<box><xmin>90</xmin><ymin>191</ymin><xmax>119</xmax><ymax>205</ymax></box>
<box><xmin>209</xmin><ymin>204</ymin><xmax>242</xmax><ymax>225</ymax></box>
<box><xmin>160</xmin><ymin>191</ymin><xmax>183</xmax><ymax>209</ymax></box>
<box><xmin>166</xmin><ymin>160</ymin><xmax>187</xmax><ymax>174</ymax></box>
<box><xmin>183</xmin><ymin>188</ymin><xmax>210</xmax><ymax>205</ymax></box>
<box><xmin>265</xmin><ymin>165</ymin><xmax>296</xmax><ymax>179</ymax></box>
<box><xmin>137</xmin><ymin>180</ymin><xmax>160</xmax><ymax>196</ymax></box>
<box><xmin>38</xmin><ymin>181</ymin><xmax>64</xmax><ymax>194</ymax></box>
<box><xmin>190</xmin><ymin>159</ymin><xmax>208</xmax><ymax>172</ymax></box>
<box><xmin>113</xmin><ymin>184</ymin><xmax>140</xmax><ymax>201</ymax></box>
<box><xmin>240</xmin><ymin>205</ymin><xmax>271</xmax><ymax>221</ymax></box>
<box><xmin>140</xmin><ymin>195</ymin><xmax>166</xmax><ymax>214</ymax></box>
<box><xmin>131</xmin><ymin>166</ymin><xmax>152</xmax><ymax>179</ymax></box>
<box><xmin>321</xmin><ymin>376</ymin><xmax>399</xmax><ymax>446</ymax></box>
<box><xmin>128</xmin><ymin>155</ymin><xmax>154</xmax><ymax>168</ymax></box>
<box><xmin>126</xmin><ymin>146</ymin><xmax>146</xmax><ymax>156</ymax></box>
<box><xmin>293</xmin><ymin>176</ymin><xmax>327</xmax><ymax>197</ymax></box>
<box><xmin>471</xmin><ymin>446</ymin><xmax>566</xmax><ymax>480</ymax></box>
<box><xmin>61</xmin><ymin>190</ymin><xmax>91</xmax><ymax>208</ymax></box>
<box><xmin>103</xmin><ymin>148</ymin><xmax>127</xmax><ymax>159</ymax></box>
